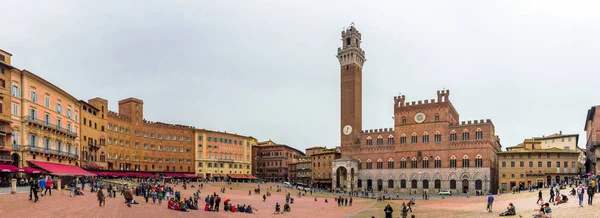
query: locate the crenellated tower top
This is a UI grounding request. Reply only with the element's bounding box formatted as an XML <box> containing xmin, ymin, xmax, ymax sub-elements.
<box><xmin>337</xmin><ymin>24</ymin><xmax>366</xmax><ymax>67</ymax></box>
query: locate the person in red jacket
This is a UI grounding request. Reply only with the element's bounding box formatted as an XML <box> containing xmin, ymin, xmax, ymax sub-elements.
<box><xmin>44</xmin><ymin>177</ymin><xmax>53</xmax><ymax>196</ymax></box>
<box><xmin>168</xmin><ymin>199</ymin><xmax>174</xmax><ymax>209</ymax></box>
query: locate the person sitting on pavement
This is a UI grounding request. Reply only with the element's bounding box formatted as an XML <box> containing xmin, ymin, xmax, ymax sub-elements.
<box><xmin>499</xmin><ymin>203</ymin><xmax>516</xmax><ymax>216</ymax></box>
<box><xmin>204</xmin><ymin>203</ymin><xmax>212</xmax><ymax>211</ymax></box>
<box><xmin>284</xmin><ymin>203</ymin><xmax>291</xmax><ymax>212</ymax></box>
<box><xmin>274</xmin><ymin>202</ymin><xmax>281</xmax><ymax>215</ymax></box>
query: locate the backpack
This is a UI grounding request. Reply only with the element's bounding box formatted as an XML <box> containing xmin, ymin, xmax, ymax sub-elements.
<box><xmin>577</xmin><ymin>188</ymin><xmax>583</xmax><ymax>195</ymax></box>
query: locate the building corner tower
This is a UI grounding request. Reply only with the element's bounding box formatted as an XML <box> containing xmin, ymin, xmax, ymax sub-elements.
<box><xmin>338</xmin><ymin>24</ymin><xmax>365</xmax><ymax>147</ymax></box>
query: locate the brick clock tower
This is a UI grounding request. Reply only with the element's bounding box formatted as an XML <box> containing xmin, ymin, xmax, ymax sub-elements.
<box><xmin>338</xmin><ymin>24</ymin><xmax>366</xmax><ymax>147</ymax></box>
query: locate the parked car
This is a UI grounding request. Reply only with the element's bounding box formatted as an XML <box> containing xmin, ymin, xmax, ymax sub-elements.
<box><xmin>438</xmin><ymin>190</ymin><xmax>452</xmax><ymax>195</ymax></box>
<box><xmin>303</xmin><ymin>187</ymin><xmax>311</xmax><ymax>192</ymax></box>
<box><xmin>297</xmin><ymin>186</ymin><xmax>304</xmax><ymax>190</ymax></box>
<box><xmin>283</xmin><ymin>182</ymin><xmax>291</xmax><ymax>187</ymax></box>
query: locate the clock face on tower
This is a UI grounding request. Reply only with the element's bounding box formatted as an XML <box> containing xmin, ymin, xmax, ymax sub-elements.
<box><xmin>343</xmin><ymin>125</ymin><xmax>353</xmax><ymax>135</ymax></box>
<box><xmin>414</xmin><ymin>112</ymin><xmax>426</xmax><ymax>123</ymax></box>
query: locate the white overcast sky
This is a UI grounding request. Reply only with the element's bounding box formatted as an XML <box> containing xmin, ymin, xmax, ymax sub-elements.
<box><xmin>2</xmin><ymin>1</ymin><xmax>599</xmax><ymax>151</ymax></box>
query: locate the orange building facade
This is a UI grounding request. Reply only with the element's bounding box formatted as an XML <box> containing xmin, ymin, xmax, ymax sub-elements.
<box><xmin>9</xmin><ymin>67</ymin><xmax>81</xmax><ymax>168</ymax></box>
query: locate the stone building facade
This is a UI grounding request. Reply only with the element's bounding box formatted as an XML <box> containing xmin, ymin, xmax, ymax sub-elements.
<box><xmin>331</xmin><ymin>25</ymin><xmax>501</xmax><ymax>195</ymax></box>
<box><xmin>79</xmin><ymin>98</ymin><xmax>108</xmax><ymax>170</ymax></box>
<box><xmin>0</xmin><ymin>49</ymin><xmax>15</xmax><ymax>164</ymax></box>
<box><xmin>312</xmin><ymin>148</ymin><xmax>340</xmax><ymax>190</ymax></box>
<box><xmin>585</xmin><ymin>106</ymin><xmax>600</xmax><ymax>174</ymax></box>
<box><xmin>102</xmin><ymin>98</ymin><xmax>196</xmax><ymax>173</ymax></box>
<box><xmin>499</xmin><ymin>138</ymin><xmax>582</xmax><ymax>192</ymax></box>
<box><xmin>252</xmin><ymin>142</ymin><xmax>305</xmax><ymax>182</ymax></box>
<box><xmin>194</xmin><ymin>129</ymin><xmax>255</xmax><ymax>180</ymax></box>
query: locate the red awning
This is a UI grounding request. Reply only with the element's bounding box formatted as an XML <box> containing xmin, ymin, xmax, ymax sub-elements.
<box><xmin>0</xmin><ymin>163</ymin><xmax>18</xmax><ymax>172</ymax></box>
<box><xmin>183</xmin><ymin>174</ymin><xmax>197</xmax><ymax>178</ymax></box>
<box><xmin>28</xmin><ymin>161</ymin><xmax>96</xmax><ymax>176</ymax></box>
<box><xmin>246</xmin><ymin>175</ymin><xmax>257</xmax><ymax>180</ymax></box>
<box><xmin>19</xmin><ymin>167</ymin><xmax>46</xmax><ymax>174</ymax></box>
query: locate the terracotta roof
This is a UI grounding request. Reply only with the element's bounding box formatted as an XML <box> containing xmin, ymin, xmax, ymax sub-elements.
<box><xmin>501</xmin><ymin>147</ymin><xmax>581</xmax><ymax>154</ymax></box>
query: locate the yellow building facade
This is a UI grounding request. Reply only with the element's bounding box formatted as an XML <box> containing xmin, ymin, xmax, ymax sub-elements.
<box><xmin>194</xmin><ymin>129</ymin><xmax>255</xmax><ymax>180</ymax></box>
<box><xmin>499</xmin><ymin>138</ymin><xmax>582</xmax><ymax>193</ymax></box>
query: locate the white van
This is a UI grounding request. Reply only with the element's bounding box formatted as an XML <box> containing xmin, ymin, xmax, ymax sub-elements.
<box><xmin>283</xmin><ymin>182</ymin><xmax>291</xmax><ymax>187</ymax></box>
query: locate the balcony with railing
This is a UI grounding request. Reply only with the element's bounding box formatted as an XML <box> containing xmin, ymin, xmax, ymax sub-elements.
<box><xmin>23</xmin><ymin>117</ymin><xmax>78</xmax><ymax>138</ymax></box>
<box><xmin>0</xmin><ymin>154</ymin><xmax>11</xmax><ymax>162</ymax></box>
<box><xmin>14</xmin><ymin>144</ymin><xmax>78</xmax><ymax>159</ymax></box>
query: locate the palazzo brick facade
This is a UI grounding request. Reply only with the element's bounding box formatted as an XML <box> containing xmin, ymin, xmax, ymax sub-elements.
<box><xmin>332</xmin><ymin>25</ymin><xmax>501</xmax><ymax>195</ymax></box>
<box><xmin>252</xmin><ymin>142</ymin><xmax>304</xmax><ymax>182</ymax></box>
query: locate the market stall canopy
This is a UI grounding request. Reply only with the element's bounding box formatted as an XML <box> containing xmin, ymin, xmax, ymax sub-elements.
<box><xmin>19</xmin><ymin>167</ymin><xmax>45</xmax><ymax>174</ymax></box>
<box><xmin>28</xmin><ymin>161</ymin><xmax>96</xmax><ymax>176</ymax></box>
<box><xmin>0</xmin><ymin>163</ymin><xmax>18</xmax><ymax>172</ymax></box>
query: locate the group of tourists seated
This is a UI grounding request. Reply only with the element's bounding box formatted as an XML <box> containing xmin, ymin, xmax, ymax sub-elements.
<box><xmin>222</xmin><ymin>202</ymin><xmax>254</xmax><ymax>213</ymax></box>
<box><xmin>167</xmin><ymin>198</ymin><xmax>190</xmax><ymax>212</ymax></box>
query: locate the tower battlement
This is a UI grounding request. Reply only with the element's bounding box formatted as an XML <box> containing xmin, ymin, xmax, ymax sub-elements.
<box><xmin>361</xmin><ymin>127</ymin><xmax>394</xmax><ymax>134</ymax></box>
<box><xmin>394</xmin><ymin>89</ymin><xmax>451</xmax><ymax>108</ymax></box>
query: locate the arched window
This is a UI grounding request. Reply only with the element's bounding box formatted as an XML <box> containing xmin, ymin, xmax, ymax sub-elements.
<box><xmin>450</xmin><ymin>180</ymin><xmax>457</xmax><ymax>189</ymax></box>
<box><xmin>400</xmin><ymin>134</ymin><xmax>407</xmax><ymax>144</ymax></box>
<box><xmin>434</xmin><ymin>156</ymin><xmax>441</xmax><ymax>168</ymax></box>
<box><xmin>475</xmin><ymin>128</ymin><xmax>483</xmax><ymax>140</ymax></box>
<box><xmin>462</xmin><ymin>129</ymin><xmax>470</xmax><ymax>141</ymax></box>
<box><xmin>376</xmin><ymin>158</ymin><xmax>383</xmax><ymax>169</ymax></box>
<box><xmin>422</xmin><ymin>157</ymin><xmax>429</xmax><ymax>168</ymax></box>
<box><xmin>422</xmin><ymin>132</ymin><xmax>429</xmax><ymax>143</ymax></box>
<box><xmin>435</xmin><ymin>179</ymin><xmax>441</xmax><ymax>189</ymax></box>
<box><xmin>376</xmin><ymin>135</ymin><xmax>383</xmax><ymax>145</ymax></box>
<box><xmin>411</xmin><ymin>179</ymin><xmax>417</xmax><ymax>188</ymax></box>
<box><xmin>434</xmin><ymin>131</ymin><xmax>442</xmax><ymax>142</ymax></box>
<box><xmin>462</xmin><ymin>155</ymin><xmax>470</xmax><ymax>168</ymax></box>
<box><xmin>357</xmin><ymin>179</ymin><xmax>362</xmax><ymax>188</ymax></box>
<box><xmin>400</xmin><ymin>158</ymin><xmax>407</xmax><ymax>169</ymax></box>
<box><xmin>100</xmin><ymin>152</ymin><xmax>105</xmax><ymax>162</ymax></box>
<box><xmin>423</xmin><ymin>179</ymin><xmax>429</xmax><ymax>189</ymax></box>
<box><xmin>388</xmin><ymin>179</ymin><xmax>394</xmax><ymax>188</ymax></box>
<box><xmin>401</xmin><ymin>179</ymin><xmax>407</xmax><ymax>188</ymax></box>
<box><xmin>366</xmin><ymin>159</ymin><xmax>373</xmax><ymax>169</ymax></box>
<box><xmin>411</xmin><ymin>133</ymin><xmax>418</xmax><ymax>144</ymax></box>
<box><xmin>475</xmin><ymin>180</ymin><xmax>482</xmax><ymax>190</ymax></box>
<box><xmin>450</xmin><ymin>130</ymin><xmax>457</xmax><ymax>141</ymax></box>
<box><xmin>366</xmin><ymin>136</ymin><xmax>373</xmax><ymax>146</ymax></box>
<box><xmin>450</xmin><ymin>156</ymin><xmax>457</xmax><ymax>168</ymax></box>
<box><xmin>411</xmin><ymin>157</ymin><xmax>418</xmax><ymax>168</ymax></box>
<box><xmin>402</xmin><ymin>117</ymin><xmax>407</xmax><ymax>125</ymax></box>
<box><xmin>388</xmin><ymin>158</ymin><xmax>395</xmax><ymax>169</ymax></box>
<box><xmin>435</xmin><ymin>113</ymin><xmax>440</xmax><ymax>121</ymax></box>
<box><xmin>387</xmin><ymin>135</ymin><xmax>395</xmax><ymax>145</ymax></box>
<box><xmin>475</xmin><ymin>155</ymin><xmax>483</xmax><ymax>167</ymax></box>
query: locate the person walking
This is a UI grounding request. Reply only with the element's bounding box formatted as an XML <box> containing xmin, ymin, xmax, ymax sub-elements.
<box><xmin>144</xmin><ymin>189</ymin><xmax>149</xmax><ymax>203</ymax></box>
<box><xmin>44</xmin><ymin>177</ymin><xmax>52</xmax><ymax>196</ymax></box>
<box><xmin>97</xmin><ymin>187</ymin><xmax>105</xmax><ymax>207</ymax></box>
<box><xmin>383</xmin><ymin>204</ymin><xmax>393</xmax><ymax>218</ymax></box>
<box><xmin>350</xmin><ymin>197</ymin><xmax>353</xmax><ymax>206</ymax></box>
<box><xmin>38</xmin><ymin>176</ymin><xmax>46</xmax><ymax>197</ymax></box>
<box><xmin>263</xmin><ymin>194</ymin><xmax>266</xmax><ymax>202</ymax></box>
<box><xmin>29</xmin><ymin>177</ymin><xmax>39</xmax><ymax>203</ymax></box>
<box><xmin>577</xmin><ymin>184</ymin><xmax>585</xmax><ymax>207</ymax></box>
<box><xmin>536</xmin><ymin>190</ymin><xmax>543</xmax><ymax>204</ymax></box>
<box><xmin>487</xmin><ymin>193</ymin><xmax>494</xmax><ymax>213</ymax></box>
<box><xmin>549</xmin><ymin>187</ymin><xmax>554</xmax><ymax>203</ymax></box>
<box><xmin>28</xmin><ymin>178</ymin><xmax>35</xmax><ymax>201</ymax></box>
<box><xmin>400</xmin><ymin>202</ymin><xmax>409</xmax><ymax>218</ymax></box>
<box><xmin>587</xmin><ymin>184</ymin><xmax>595</xmax><ymax>205</ymax></box>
